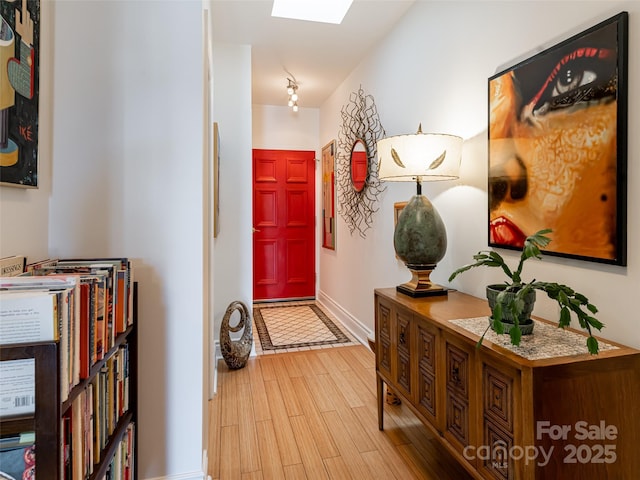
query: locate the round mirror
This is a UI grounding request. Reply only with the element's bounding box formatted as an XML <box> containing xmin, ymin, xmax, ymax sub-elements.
<box><xmin>350</xmin><ymin>139</ymin><xmax>368</xmax><ymax>192</ymax></box>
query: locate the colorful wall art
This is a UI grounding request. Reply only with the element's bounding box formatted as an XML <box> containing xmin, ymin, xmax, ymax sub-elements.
<box><xmin>0</xmin><ymin>0</ymin><xmax>39</xmax><ymax>188</ymax></box>
<box><xmin>488</xmin><ymin>12</ymin><xmax>628</xmax><ymax>265</ymax></box>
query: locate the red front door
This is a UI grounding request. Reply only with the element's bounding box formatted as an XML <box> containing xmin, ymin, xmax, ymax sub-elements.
<box><xmin>253</xmin><ymin>149</ymin><xmax>316</xmax><ymax>301</ymax></box>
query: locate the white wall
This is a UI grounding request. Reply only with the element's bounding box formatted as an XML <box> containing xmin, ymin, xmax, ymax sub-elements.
<box><xmin>253</xmin><ymin>104</ymin><xmax>320</xmax><ymax>151</ymax></box>
<box><xmin>212</xmin><ymin>44</ymin><xmax>253</xmax><ymax>339</ymax></box>
<box><xmin>49</xmin><ymin>1</ymin><xmax>205</xmax><ymax>479</ymax></box>
<box><xmin>320</xmin><ymin>1</ymin><xmax>640</xmax><ymax>349</ymax></box>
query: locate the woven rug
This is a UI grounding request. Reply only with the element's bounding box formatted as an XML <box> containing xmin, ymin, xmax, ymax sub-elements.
<box><xmin>253</xmin><ymin>303</ymin><xmax>352</xmax><ymax>351</ymax></box>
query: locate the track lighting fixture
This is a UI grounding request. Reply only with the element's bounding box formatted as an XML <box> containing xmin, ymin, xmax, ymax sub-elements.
<box><xmin>286</xmin><ymin>77</ymin><xmax>299</xmax><ymax>112</ymax></box>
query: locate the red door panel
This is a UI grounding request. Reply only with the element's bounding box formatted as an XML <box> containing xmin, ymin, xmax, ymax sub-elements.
<box><xmin>253</xmin><ymin>149</ymin><xmax>315</xmax><ymax>301</ymax></box>
<box><xmin>286</xmin><ymin>239</ymin><xmax>307</xmax><ymax>283</ymax></box>
<box><xmin>255</xmin><ymin>190</ymin><xmax>277</xmax><ymax>226</ymax></box>
<box><xmin>287</xmin><ymin>157</ymin><xmax>309</xmax><ymax>182</ymax></box>
<box><xmin>256</xmin><ymin>157</ymin><xmax>277</xmax><ymax>182</ymax></box>
<box><xmin>254</xmin><ymin>239</ymin><xmax>278</xmax><ymax>287</ymax></box>
<box><xmin>287</xmin><ymin>190</ymin><xmax>308</xmax><ymax>225</ymax></box>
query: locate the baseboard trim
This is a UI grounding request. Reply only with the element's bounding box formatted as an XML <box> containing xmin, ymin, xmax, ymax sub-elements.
<box><xmin>214</xmin><ymin>340</ymin><xmax>222</xmax><ymax>363</ymax></box>
<box><xmin>143</xmin><ymin>470</ymin><xmax>206</xmax><ymax>480</ymax></box>
<box><xmin>202</xmin><ymin>449</ymin><xmax>208</xmax><ymax>479</ymax></box>
<box><xmin>317</xmin><ymin>291</ymin><xmax>372</xmax><ymax>348</ymax></box>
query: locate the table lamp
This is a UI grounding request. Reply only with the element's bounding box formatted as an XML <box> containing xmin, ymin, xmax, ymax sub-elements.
<box><xmin>377</xmin><ymin>127</ymin><xmax>462</xmax><ymax>297</ymax></box>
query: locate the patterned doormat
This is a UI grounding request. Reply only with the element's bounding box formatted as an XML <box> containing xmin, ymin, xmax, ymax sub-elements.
<box><xmin>253</xmin><ymin>303</ymin><xmax>353</xmax><ymax>351</ymax></box>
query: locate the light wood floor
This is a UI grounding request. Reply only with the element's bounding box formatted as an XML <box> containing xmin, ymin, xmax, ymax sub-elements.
<box><xmin>207</xmin><ymin>345</ymin><xmax>473</xmax><ymax>479</ymax></box>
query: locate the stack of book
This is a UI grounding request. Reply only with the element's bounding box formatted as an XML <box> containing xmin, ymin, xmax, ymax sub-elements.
<box><xmin>0</xmin><ymin>257</ymin><xmax>135</xmax><ymax>480</ymax></box>
<box><xmin>99</xmin><ymin>423</ymin><xmax>135</xmax><ymax>480</ymax></box>
<box><xmin>1</xmin><ymin>258</ymin><xmax>133</xmax><ymax>401</ymax></box>
<box><xmin>61</xmin><ymin>341</ymin><xmax>131</xmax><ymax>480</ymax></box>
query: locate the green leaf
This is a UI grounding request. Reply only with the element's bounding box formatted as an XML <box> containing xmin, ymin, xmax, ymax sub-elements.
<box><xmin>488</xmin><ymin>251</ymin><xmax>505</xmax><ymax>263</ymax></box>
<box><xmin>510</xmin><ymin>326</ymin><xmax>522</xmax><ymax>346</ymax></box>
<box><xmin>559</xmin><ymin>307</ymin><xmax>571</xmax><ymax>328</ymax></box>
<box><xmin>587</xmin><ymin>336</ymin><xmax>600</xmax><ymax>355</ymax></box>
<box><xmin>522</xmin><ymin>244</ymin><xmax>538</xmax><ymax>261</ymax></box>
<box><xmin>587</xmin><ymin>317</ymin><xmax>604</xmax><ymax>331</ymax></box>
<box><xmin>496</xmin><ymin>290</ymin><xmax>507</xmax><ymax>302</ymax></box>
<box><xmin>575</xmin><ymin>292</ymin><xmax>588</xmax><ymax>303</ymax></box>
<box><xmin>512</xmin><ymin>298</ymin><xmax>524</xmax><ymax>316</ymax></box>
<box><xmin>558</xmin><ymin>290</ymin><xmax>569</xmax><ymax>305</ymax></box>
<box><xmin>492</xmin><ymin>317</ymin><xmax>504</xmax><ymax>334</ymax></box>
<box><xmin>529</xmin><ymin>229</ymin><xmax>553</xmax><ymax>246</ymax></box>
<box><xmin>493</xmin><ymin>302</ymin><xmax>503</xmax><ymax>323</ymax></box>
<box><xmin>448</xmin><ymin>264</ymin><xmax>474</xmax><ymax>281</ymax></box>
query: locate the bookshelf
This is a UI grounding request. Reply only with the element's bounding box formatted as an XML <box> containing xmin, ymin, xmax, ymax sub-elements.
<box><xmin>0</xmin><ymin>281</ymin><xmax>137</xmax><ymax>480</ymax></box>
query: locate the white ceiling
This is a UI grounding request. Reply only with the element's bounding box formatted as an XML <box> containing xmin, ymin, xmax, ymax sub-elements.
<box><xmin>211</xmin><ymin>0</ymin><xmax>415</xmax><ymax>107</ymax></box>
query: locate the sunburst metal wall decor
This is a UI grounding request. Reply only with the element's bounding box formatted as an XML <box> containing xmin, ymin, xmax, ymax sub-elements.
<box><xmin>337</xmin><ymin>87</ymin><xmax>386</xmax><ymax>238</ymax></box>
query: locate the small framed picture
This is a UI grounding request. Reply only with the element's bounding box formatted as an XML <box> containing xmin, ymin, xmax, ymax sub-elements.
<box><xmin>322</xmin><ymin>140</ymin><xmax>336</xmax><ymax>250</ymax></box>
<box><xmin>394</xmin><ymin>201</ymin><xmax>407</xmax><ymax>227</ymax></box>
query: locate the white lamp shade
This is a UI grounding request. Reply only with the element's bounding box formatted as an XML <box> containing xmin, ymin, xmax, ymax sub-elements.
<box><xmin>377</xmin><ymin>133</ymin><xmax>463</xmax><ymax>182</ymax></box>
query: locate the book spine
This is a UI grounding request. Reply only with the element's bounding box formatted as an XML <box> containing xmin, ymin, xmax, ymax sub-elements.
<box><xmin>60</xmin><ymin>290</ymin><xmax>69</xmax><ymax>403</ymax></box>
<box><xmin>89</xmin><ymin>281</ymin><xmax>97</xmax><ymax>366</ymax></box>
<box><xmin>116</xmin><ymin>270</ymin><xmax>126</xmax><ymax>334</ymax></box>
<box><xmin>79</xmin><ymin>284</ymin><xmax>90</xmax><ymax>379</ymax></box>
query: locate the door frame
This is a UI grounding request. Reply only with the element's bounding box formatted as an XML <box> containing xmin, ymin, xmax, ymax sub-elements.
<box><xmin>252</xmin><ymin>148</ymin><xmax>317</xmax><ymax>302</ymax></box>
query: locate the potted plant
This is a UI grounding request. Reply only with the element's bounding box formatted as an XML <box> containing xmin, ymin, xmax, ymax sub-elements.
<box><xmin>448</xmin><ymin>229</ymin><xmax>603</xmax><ymax>354</ymax></box>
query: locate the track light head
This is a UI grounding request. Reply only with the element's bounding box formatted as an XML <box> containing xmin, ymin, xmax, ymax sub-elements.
<box><xmin>286</xmin><ymin>77</ymin><xmax>300</xmax><ymax>111</ymax></box>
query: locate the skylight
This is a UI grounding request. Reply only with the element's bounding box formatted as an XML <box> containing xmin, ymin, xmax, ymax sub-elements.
<box><xmin>271</xmin><ymin>0</ymin><xmax>354</xmax><ymax>25</ymax></box>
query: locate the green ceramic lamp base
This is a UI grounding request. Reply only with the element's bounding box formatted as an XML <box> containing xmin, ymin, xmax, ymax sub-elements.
<box><xmin>394</xmin><ymin>193</ymin><xmax>449</xmax><ymax>298</ymax></box>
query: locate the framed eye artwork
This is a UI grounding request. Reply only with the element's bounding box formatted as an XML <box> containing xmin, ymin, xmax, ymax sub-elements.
<box><xmin>488</xmin><ymin>12</ymin><xmax>628</xmax><ymax>266</ymax></box>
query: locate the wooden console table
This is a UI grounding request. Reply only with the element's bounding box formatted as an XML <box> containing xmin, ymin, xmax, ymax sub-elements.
<box><xmin>374</xmin><ymin>288</ymin><xmax>640</xmax><ymax>479</ymax></box>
